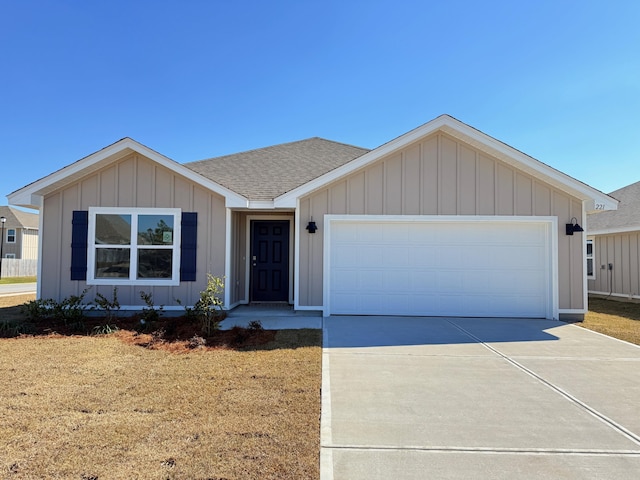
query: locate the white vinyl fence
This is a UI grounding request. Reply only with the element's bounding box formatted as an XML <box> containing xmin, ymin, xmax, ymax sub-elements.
<box><xmin>1</xmin><ymin>258</ymin><xmax>37</xmax><ymax>277</ymax></box>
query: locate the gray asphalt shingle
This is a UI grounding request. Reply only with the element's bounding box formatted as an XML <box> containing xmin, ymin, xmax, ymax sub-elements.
<box><xmin>184</xmin><ymin>137</ymin><xmax>370</xmax><ymax>201</ymax></box>
<box><xmin>0</xmin><ymin>206</ymin><xmax>38</xmax><ymax>229</ymax></box>
<box><xmin>588</xmin><ymin>180</ymin><xmax>640</xmax><ymax>231</ymax></box>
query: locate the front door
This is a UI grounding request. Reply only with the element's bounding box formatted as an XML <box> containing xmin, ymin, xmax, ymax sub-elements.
<box><xmin>251</xmin><ymin>220</ymin><xmax>290</xmax><ymax>302</ymax></box>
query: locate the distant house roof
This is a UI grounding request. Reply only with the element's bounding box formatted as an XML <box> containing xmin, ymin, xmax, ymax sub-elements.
<box><xmin>184</xmin><ymin>137</ymin><xmax>370</xmax><ymax>201</ymax></box>
<box><xmin>588</xmin><ymin>180</ymin><xmax>640</xmax><ymax>234</ymax></box>
<box><xmin>0</xmin><ymin>205</ymin><xmax>38</xmax><ymax>229</ymax></box>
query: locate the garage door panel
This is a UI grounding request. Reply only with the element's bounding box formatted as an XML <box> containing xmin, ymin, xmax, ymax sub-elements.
<box><xmin>383</xmin><ymin>270</ymin><xmax>412</xmax><ymax>290</ymax></box>
<box><xmin>333</xmin><ymin>245</ymin><xmax>360</xmax><ymax>267</ymax></box>
<box><xmin>382</xmin><ymin>223</ymin><xmax>410</xmax><ymax>242</ymax></box>
<box><xmin>355</xmin><ymin>223</ymin><xmax>380</xmax><ymax>241</ymax></box>
<box><xmin>382</xmin><ymin>247</ymin><xmax>410</xmax><ymax>267</ymax></box>
<box><xmin>328</xmin><ymin>219</ymin><xmax>552</xmax><ymax>318</ymax></box>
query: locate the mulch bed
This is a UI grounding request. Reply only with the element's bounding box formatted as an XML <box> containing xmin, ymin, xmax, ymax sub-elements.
<box><xmin>1</xmin><ymin>308</ymin><xmax>276</xmax><ymax>353</ymax></box>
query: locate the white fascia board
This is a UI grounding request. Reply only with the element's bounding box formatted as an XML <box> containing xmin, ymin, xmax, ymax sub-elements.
<box><xmin>589</xmin><ymin>226</ymin><xmax>640</xmax><ymax>236</ymax></box>
<box><xmin>274</xmin><ymin>115</ymin><xmax>617</xmax><ymax>211</ymax></box>
<box><xmin>8</xmin><ymin>192</ymin><xmax>42</xmax><ymax>210</ymax></box>
<box><xmin>8</xmin><ymin>142</ymin><xmax>131</xmax><ymax>208</ymax></box>
<box><xmin>8</xmin><ymin>138</ymin><xmax>248</xmax><ymax>209</ymax></box>
<box><xmin>247</xmin><ymin>200</ymin><xmax>276</xmax><ymax>209</ymax></box>
<box><xmin>584</xmin><ymin>198</ymin><xmax>618</xmax><ymax>213</ymax></box>
<box><xmin>438</xmin><ymin>119</ymin><xmax>618</xmax><ymax>211</ymax></box>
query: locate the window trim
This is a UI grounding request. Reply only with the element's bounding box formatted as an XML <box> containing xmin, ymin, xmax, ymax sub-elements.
<box><xmin>87</xmin><ymin>207</ymin><xmax>182</xmax><ymax>286</ymax></box>
<box><xmin>586</xmin><ymin>238</ymin><xmax>595</xmax><ymax>280</ymax></box>
<box><xmin>7</xmin><ymin>228</ymin><xmax>16</xmax><ymax>243</ymax></box>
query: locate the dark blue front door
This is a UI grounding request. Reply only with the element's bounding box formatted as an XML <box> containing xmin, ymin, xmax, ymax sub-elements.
<box><xmin>251</xmin><ymin>220</ymin><xmax>290</xmax><ymax>302</ymax></box>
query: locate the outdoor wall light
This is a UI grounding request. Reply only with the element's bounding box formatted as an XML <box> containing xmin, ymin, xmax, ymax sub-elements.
<box><xmin>306</xmin><ymin>219</ymin><xmax>317</xmax><ymax>234</ymax></box>
<box><xmin>565</xmin><ymin>217</ymin><xmax>584</xmax><ymax>236</ymax></box>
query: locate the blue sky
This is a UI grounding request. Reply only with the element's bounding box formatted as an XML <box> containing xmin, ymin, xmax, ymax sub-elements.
<box><xmin>1</xmin><ymin>0</ymin><xmax>639</xmax><ymax>208</ymax></box>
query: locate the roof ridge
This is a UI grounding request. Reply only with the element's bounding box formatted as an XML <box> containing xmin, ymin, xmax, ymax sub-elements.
<box><xmin>186</xmin><ymin>137</ymin><xmax>369</xmax><ymax>166</ymax></box>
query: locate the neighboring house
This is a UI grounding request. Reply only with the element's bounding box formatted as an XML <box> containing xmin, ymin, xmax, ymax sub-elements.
<box><xmin>587</xmin><ymin>180</ymin><xmax>640</xmax><ymax>301</ymax></box>
<box><xmin>0</xmin><ymin>205</ymin><xmax>39</xmax><ymax>260</ymax></box>
<box><xmin>8</xmin><ymin>115</ymin><xmax>617</xmax><ymax>320</ymax></box>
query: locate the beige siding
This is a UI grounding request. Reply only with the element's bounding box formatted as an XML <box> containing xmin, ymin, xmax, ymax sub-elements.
<box><xmin>21</xmin><ymin>229</ymin><xmax>39</xmax><ymax>259</ymax></box>
<box><xmin>40</xmin><ymin>152</ymin><xmax>227</xmax><ymax>306</ymax></box>
<box><xmin>229</xmin><ymin>211</ymin><xmax>247</xmax><ymax>306</ymax></box>
<box><xmin>588</xmin><ymin>232</ymin><xmax>640</xmax><ymax>299</ymax></box>
<box><xmin>299</xmin><ymin>132</ymin><xmax>585</xmax><ymax>310</ymax></box>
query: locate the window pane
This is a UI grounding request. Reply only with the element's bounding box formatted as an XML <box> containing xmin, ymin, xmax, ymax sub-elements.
<box><xmin>7</xmin><ymin>229</ymin><xmax>16</xmax><ymax>242</ymax></box>
<box><xmin>96</xmin><ymin>214</ymin><xmax>131</xmax><ymax>245</ymax></box>
<box><xmin>138</xmin><ymin>215</ymin><xmax>174</xmax><ymax>245</ymax></box>
<box><xmin>137</xmin><ymin>249</ymin><xmax>173</xmax><ymax>278</ymax></box>
<box><xmin>587</xmin><ymin>258</ymin><xmax>594</xmax><ymax>276</ymax></box>
<box><xmin>95</xmin><ymin>248</ymin><xmax>130</xmax><ymax>278</ymax></box>
<box><xmin>586</xmin><ymin>241</ymin><xmax>593</xmax><ymax>256</ymax></box>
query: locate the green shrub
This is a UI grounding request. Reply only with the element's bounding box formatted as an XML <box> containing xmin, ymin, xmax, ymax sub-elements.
<box><xmin>50</xmin><ymin>288</ymin><xmax>91</xmax><ymax>325</ymax></box>
<box><xmin>21</xmin><ymin>298</ymin><xmax>53</xmax><ymax>321</ymax></box>
<box><xmin>93</xmin><ymin>287</ymin><xmax>120</xmax><ymax>322</ymax></box>
<box><xmin>0</xmin><ymin>320</ymin><xmax>35</xmax><ymax>337</ymax></box>
<box><xmin>194</xmin><ymin>274</ymin><xmax>225</xmax><ymax>336</ymax></box>
<box><xmin>247</xmin><ymin>320</ymin><xmax>264</xmax><ymax>333</ymax></box>
<box><xmin>139</xmin><ymin>291</ymin><xmax>164</xmax><ymax>324</ymax></box>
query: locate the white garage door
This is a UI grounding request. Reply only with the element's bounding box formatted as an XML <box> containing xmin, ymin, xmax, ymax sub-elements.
<box><xmin>327</xmin><ymin>217</ymin><xmax>555</xmax><ymax>318</ymax></box>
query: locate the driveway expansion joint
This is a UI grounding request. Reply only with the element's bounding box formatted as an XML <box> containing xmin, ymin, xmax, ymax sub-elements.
<box><xmin>322</xmin><ymin>444</ymin><xmax>640</xmax><ymax>456</ymax></box>
<box><xmin>445</xmin><ymin>318</ymin><xmax>640</xmax><ymax>447</ymax></box>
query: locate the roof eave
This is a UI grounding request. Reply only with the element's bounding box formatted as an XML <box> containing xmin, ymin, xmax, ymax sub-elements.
<box><xmin>8</xmin><ymin>138</ymin><xmax>249</xmax><ymax>210</ymax></box>
<box><xmin>275</xmin><ymin>115</ymin><xmax>618</xmax><ymax>212</ymax></box>
<box><xmin>588</xmin><ymin>226</ymin><xmax>640</xmax><ymax>236</ymax></box>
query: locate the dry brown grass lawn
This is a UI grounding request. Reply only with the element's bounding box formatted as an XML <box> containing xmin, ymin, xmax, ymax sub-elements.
<box><xmin>579</xmin><ymin>297</ymin><xmax>640</xmax><ymax>345</ymax></box>
<box><xmin>0</xmin><ymin>295</ymin><xmax>321</xmax><ymax>480</ymax></box>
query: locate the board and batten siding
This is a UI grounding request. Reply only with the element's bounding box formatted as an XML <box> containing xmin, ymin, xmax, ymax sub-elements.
<box><xmin>298</xmin><ymin>133</ymin><xmax>584</xmax><ymax>310</ymax></box>
<box><xmin>588</xmin><ymin>232</ymin><xmax>640</xmax><ymax>300</ymax></box>
<box><xmin>40</xmin><ymin>152</ymin><xmax>227</xmax><ymax>306</ymax></box>
<box><xmin>21</xmin><ymin>229</ymin><xmax>39</xmax><ymax>260</ymax></box>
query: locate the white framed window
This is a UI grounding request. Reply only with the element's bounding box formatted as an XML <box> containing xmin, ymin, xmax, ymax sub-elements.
<box><xmin>586</xmin><ymin>239</ymin><xmax>594</xmax><ymax>279</ymax></box>
<box><xmin>7</xmin><ymin>229</ymin><xmax>16</xmax><ymax>243</ymax></box>
<box><xmin>87</xmin><ymin>207</ymin><xmax>182</xmax><ymax>286</ymax></box>
<box><xmin>5</xmin><ymin>253</ymin><xmax>16</xmax><ymax>259</ymax></box>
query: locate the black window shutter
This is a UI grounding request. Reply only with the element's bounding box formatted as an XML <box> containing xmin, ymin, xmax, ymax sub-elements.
<box><xmin>71</xmin><ymin>210</ymin><xmax>89</xmax><ymax>281</ymax></box>
<box><xmin>180</xmin><ymin>212</ymin><xmax>198</xmax><ymax>281</ymax></box>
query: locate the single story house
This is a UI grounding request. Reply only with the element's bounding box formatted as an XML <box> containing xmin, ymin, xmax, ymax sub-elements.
<box><xmin>587</xmin><ymin>180</ymin><xmax>640</xmax><ymax>301</ymax></box>
<box><xmin>0</xmin><ymin>205</ymin><xmax>39</xmax><ymax>260</ymax></box>
<box><xmin>8</xmin><ymin>115</ymin><xmax>617</xmax><ymax>320</ymax></box>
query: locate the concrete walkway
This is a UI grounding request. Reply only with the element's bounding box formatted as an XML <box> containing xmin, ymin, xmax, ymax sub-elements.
<box><xmin>321</xmin><ymin>316</ymin><xmax>640</xmax><ymax>479</ymax></box>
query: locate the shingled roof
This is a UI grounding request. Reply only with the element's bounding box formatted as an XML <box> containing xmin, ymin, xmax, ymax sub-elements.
<box><xmin>0</xmin><ymin>206</ymin><xmax>38</xmax><ymax>229</ymax></box>
<box><xmin>588</xmin><ymin>180</ymin><xmax>640</xmax><ymax>232</ymax></box>
<box><xmin>184</xmin><ymin>137</ymin><xmax>370</xmax><ymax>201</ymax></box>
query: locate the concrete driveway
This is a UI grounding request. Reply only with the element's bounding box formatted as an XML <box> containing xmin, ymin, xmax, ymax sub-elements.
<box><xmin>321</xmin><ymin>317</ymin><xmax>640</xmax><ymax>479</ymax></box>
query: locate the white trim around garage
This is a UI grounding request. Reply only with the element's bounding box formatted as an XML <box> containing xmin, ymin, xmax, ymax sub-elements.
<box><xmin>323</xmin><ymin>215</ymin><xmax>559</xmax><ymax>319</ymax></box>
